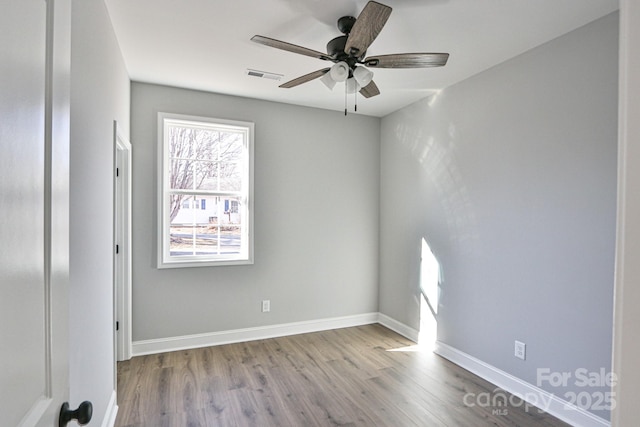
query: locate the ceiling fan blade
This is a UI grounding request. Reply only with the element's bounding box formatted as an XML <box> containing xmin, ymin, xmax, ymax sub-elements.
<box><xmin>279</xmin><ymin>68</ymin><xmax>331</xmax><ymax>88</ymax></box>
<box><xmin>344</xmin><ymin>1</ymin><xmax>392</xmax><ymax>57</ymax></box>
<box><xmin>364</xmin><ymin>53</ymin><xmax>450</xmax><ymax>68</ymax></box>
<box><xmin>359</xmin><ymin>80</ymin><xmax>380</xmax><ymax>98</ymax></box>
<box><xmin>251</xmin><ymin>35</ymin><xmax>331</xmax><ymax>61</ymax></box>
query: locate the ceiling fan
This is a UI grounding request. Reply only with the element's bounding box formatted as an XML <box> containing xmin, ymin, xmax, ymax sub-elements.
<box><xmin>251</xmin><ymin>1</ymin><xmax>449</xmax><ymax>112</ymax></box>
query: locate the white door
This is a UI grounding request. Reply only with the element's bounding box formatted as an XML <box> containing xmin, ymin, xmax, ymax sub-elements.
<box><xmin>0</xmin><ymin>0</ymin><xmax>71</xmax><ymax>426</ymax></box>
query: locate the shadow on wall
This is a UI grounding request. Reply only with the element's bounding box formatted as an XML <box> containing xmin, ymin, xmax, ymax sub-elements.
<box><xmin>390</xmin><ymin>92</ymin><xmax>480</xmax><ymax>342</ymax></box>
<box><xmin>393</xmin><ymin>93</ymin><xmax>479</xmax><ymax>256</ymax></box>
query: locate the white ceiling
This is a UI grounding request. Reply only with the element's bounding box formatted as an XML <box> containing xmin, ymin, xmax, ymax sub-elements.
<box><xmin>104</xmin><ymin>0</ymin><xmax>618</xmax><ymax>117</ymax></box>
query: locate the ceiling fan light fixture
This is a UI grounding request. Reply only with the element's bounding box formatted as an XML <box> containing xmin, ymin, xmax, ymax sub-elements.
<box><xmin>353</xmin><ymin>66</ymin><xmax>373</xmax><ymax>87</ymax></box>
<box><xmin>330</xmin><ymin>61</ymin><xmax>349</xmax><ymax>82</ymax></box>
<box><xmin>251</xmin><ymin>1</ymin><xmax>450</xmax><ymax>107</ymax></box>
<box><xmin>346</xmin><ymin>77</ymin><xmax>360</xmax><ymax>94</ymax></box>
<box><xmin>320</xmin><ymin>71</ymin><xmax>337</xmax><ymax>90</ymax></box>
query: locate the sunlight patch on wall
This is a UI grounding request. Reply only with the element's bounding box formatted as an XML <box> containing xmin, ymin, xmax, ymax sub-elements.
<box><xmin>419</xmin><ymin>238</ymin><xmax>440</xmax><ymax>348</ymax></box>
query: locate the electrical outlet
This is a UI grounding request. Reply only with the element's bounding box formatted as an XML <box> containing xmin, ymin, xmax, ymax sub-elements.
<box><xmin>262</xmin><ymin>300</ymin><xmax>270</xmax><ymax>313</ymax></box>
<box><xmin>515</xmin><ymin>340</ymin><xmax>526</xmax><ymax>360</ymax></box>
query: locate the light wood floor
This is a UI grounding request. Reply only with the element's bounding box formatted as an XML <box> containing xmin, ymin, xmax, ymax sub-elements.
<box><xmin>115</xmin><ymin>324</ymin><xmax>570</xmax><ymax>427</ymax></box>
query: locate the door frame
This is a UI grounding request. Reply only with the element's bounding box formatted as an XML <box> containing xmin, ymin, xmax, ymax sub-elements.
<box><xmin>612</xmin><ymin>1</ymin><xmax>640</xmax><ymax>425</ymax></box>
<box><xmin>114</xmin><ymin>121</ymin><xmax>132</xmax><ymax>362</ymax></box>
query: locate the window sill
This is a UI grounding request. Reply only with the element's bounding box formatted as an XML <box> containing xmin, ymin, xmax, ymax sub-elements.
<box><xmin>157</xmin><ymin>257</ymin><xmax>254</xmax><ymax>269</ymax></box>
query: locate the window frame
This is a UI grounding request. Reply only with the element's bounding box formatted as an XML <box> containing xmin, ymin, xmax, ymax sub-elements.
<box><xmin>157</xmin><ymin>112</ymin><xmax>254</xmax><ymax>268</ymax></box>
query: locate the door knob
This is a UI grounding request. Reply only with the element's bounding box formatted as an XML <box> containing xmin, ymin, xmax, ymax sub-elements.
<box><xmin>59</xmin><ymin>401</ymin><xmax>92</xmax><ymax>427</ymax></box>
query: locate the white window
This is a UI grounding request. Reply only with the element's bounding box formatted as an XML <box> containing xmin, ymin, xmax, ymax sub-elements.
<box><xmin>158</xmin><ymin>113</ymin><xmax>254</xmax><ymax>268</ymax></box>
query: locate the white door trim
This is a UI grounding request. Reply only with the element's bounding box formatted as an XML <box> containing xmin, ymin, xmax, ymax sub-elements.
<box><xmin>612</xmin><ymin>2</ymin><xmax>640</xmax><ymax>425</ymax></box>
<box><xmin>114</xmin><ymin>121</ymin><xmax>132</xmax><ymax>362</ymax></box>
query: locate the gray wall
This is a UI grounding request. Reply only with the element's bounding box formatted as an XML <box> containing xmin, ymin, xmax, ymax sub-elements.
<box><xmin>131</xmin><ymin>83</ymin><xmax>380</xmax><ymax>341</ymax></box>
<box><xmin>379</xmin><ymin>13</ymin><xmax>618</xmax><ymax>419</ymax></box>
<box><xmin>70</xmin><ymin>0</ymin><xmax>130</xmax><ymax>419</ymax></box>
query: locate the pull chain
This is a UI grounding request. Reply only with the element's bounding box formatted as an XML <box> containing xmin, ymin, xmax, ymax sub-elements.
<box><xmin>344</xmin><ymin>81</ymin><xmax>348</xmax><ymax>116</ymax></box>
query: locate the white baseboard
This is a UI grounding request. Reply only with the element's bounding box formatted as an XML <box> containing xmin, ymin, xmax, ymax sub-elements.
<box><xmin>101</xmin><ymin>390</ymin><xmax>118</xmax><ymax>427</ymax></box>
<box><xmin>434</xmin><ymin>341</ymin><xmax>610</xmax><ymax>427</ymax></box>
<box><xmin>377</xmin><ymin>313</ymin><xmax>419</xmax><ymax>342</ymax></box>
<box><xmin>132</xmin><ymin>312</ymin><xmax>379</xmax><ymax>356</ymax></box>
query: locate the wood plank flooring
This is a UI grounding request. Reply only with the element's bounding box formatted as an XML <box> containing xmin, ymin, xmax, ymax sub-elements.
<box><xmin>115</xmin><ymin>324</ymin><xmax>570</xmax><ymax>427</ymax></box>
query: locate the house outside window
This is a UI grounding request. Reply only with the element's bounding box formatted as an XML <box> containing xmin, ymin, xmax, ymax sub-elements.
<box><xmin>158</xmin><ymin>113</ymin><xmax>254</xmax><ymax>268</ymax></box>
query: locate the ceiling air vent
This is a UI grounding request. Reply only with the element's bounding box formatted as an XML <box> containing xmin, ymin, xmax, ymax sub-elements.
<box><xmin>246</xmin><ymin>69</ymin><xmax>283</xmax><ymax>81</ymax></box>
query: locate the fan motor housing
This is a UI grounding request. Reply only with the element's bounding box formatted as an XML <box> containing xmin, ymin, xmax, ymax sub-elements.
<box><xmin>326</xmin><ymin>36</ymin><xmax>347</xmax><ymax>57</ymax></box>
<box><xmin>327</xmin><ymin>35</ymin><xmax>365</xmax><ymax>63</ymax></box>
<box><xmin>327</xmin><ymin>16</ymin><xmax>367</xmax><ymax>62</ymax></box>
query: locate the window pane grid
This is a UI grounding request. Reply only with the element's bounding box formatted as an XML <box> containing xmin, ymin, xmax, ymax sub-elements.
<box><xmin>167</xmin><ymin>189</ymin><xmax>244</xmax><ymax>198</ymax></box>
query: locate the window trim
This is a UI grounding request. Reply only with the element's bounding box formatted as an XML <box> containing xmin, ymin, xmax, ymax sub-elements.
<box><xmin>157</xmin><ymin>112</ymin><xmax>254</xmax><ymax>268</ymax></box>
